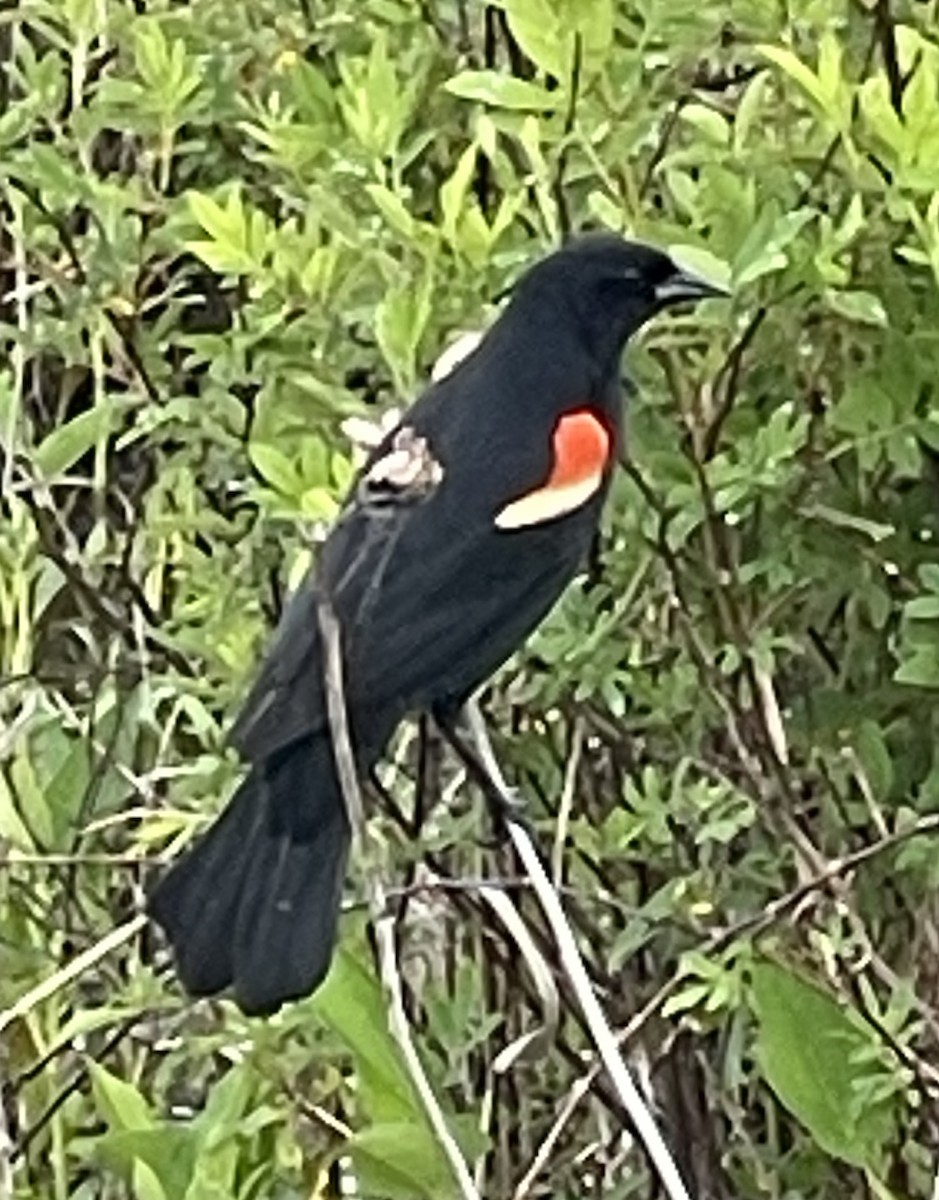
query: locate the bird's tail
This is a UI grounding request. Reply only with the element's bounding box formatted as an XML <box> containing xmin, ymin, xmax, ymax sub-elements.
<box><xmin>148</xmin><ymin>733</ymin><xmax>349</xmax><ymax>1015</ymax></box>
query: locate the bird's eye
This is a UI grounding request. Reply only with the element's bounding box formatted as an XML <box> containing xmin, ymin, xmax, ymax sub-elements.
<box><xmin>603</xmin><ymin>268</ymin><xmax>652</xmax><ymax>302</ymax></box>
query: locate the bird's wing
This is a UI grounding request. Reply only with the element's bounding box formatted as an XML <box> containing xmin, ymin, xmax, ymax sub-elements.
<box><xmin>229</xmin><ymin>405</ymin><xmax>608</xmax><ymax>765</ymax></box>
<box><xmin>229</xmin><ymin>417</ymin><xmax>446</xmax><ymax>760</ymax></box>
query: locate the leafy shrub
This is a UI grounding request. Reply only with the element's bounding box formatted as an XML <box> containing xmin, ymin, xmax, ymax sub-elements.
<box><xmin>3</xmin><ymin>1</ymin><xmax>939</xmax><ymax>1196</ymax></box>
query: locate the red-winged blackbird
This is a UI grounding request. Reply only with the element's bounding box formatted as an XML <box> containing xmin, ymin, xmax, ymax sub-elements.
<box><xmin>149</xmin><ymin>235</ymin><xmax>726</xmax><ymax>1015</ymax></box>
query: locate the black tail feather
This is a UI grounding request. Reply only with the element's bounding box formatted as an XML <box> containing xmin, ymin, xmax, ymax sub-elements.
<box><xmin>148</xmin><ymin>734</ymin><xmax>350</xmax><ymax>1015</ymax></box>
<box><xmin>149</xmin><ymin>780</ymin><xmax>263</xmax><ymax>996</ymax></box>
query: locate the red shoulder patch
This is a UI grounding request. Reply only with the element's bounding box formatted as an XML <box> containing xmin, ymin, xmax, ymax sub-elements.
<box><xmin>548</xmin><ymin>410</ymin><xmax>611</xmax><ymax>487</ymax></box>
<box><xmin>495</xmin><ymin>408</ymin><xmax>612</xmax><ymax>531</ymax></box>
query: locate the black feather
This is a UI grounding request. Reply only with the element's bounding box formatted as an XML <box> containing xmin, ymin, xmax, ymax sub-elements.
<box><xmin>148</xmin><ymin>736</ymin><xmax>349</xmax><ymax>1013</ymax></box>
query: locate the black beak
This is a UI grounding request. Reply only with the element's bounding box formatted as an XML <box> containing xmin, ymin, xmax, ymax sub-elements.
<box><xmin>654</xmin><ymin>266</ymin><xmax>730</xmax><ymax>307</ymax></box>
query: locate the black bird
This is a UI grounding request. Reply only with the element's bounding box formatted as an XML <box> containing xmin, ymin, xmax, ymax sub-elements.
<box><xmin>149</xmin><ymin>234</ymin><xmax>726</xmax><ymax>1014</ymax></box>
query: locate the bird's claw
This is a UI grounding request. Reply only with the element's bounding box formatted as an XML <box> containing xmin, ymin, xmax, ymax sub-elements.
<box><xmin>489</xmin><ymin>785</ymin><xmax>525</xmax><ymax>821</ymax></box>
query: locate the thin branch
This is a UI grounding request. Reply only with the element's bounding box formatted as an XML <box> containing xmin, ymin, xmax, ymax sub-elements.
<box><xmin>872</xmin><ymin>0</ymin><xmax>903</xmax><ymax>115</ymax></box>
<box><xmin>1</xmin><ymin>852</ymin><xmax>159</xmax><ymax>869</ymax></box>
<box><xmin>440</xmin><ymin>701</ymin><xmax>694</xmax><ymax>1200</ymax></box>
<box><xmin>551</xmin><ymin>717</ymin><xmax>583</xmax><ymax>886</ymax></box>
<box><xmin>552</xmin><ymin>32</ymin><xmax>583</xmax><ymax>241</ymax></box>
<box><xmin>700</xmin><ymin>307</ymin><xmax>767</xmax><ymax>460</ymax></box>
<box><xmin>512</xmin><ymin>809</ymin><xmax>939</xmax><ymax>1190</ymax></box>
<box><xmin>720</xmin><ymin>812</ymin><xmax>939</xmax><ymax>948</ymax></box>
<box><xmin>512</xmin><ymin>1070</ymin><xmax>595</xmax><ymax>1200</ymax></box>
<box><xmin>10</xmin><ymin>460</ymin><xmax>191</xmax><ymax>676</ymax></box>
<box><xmin>316</xmin><ymin>599</ymin><xmax>482</xmax><ymax>1200</ymax></box>
<box><xmin>0</xmin><ymin>915</ymin><xmax>147</xmax><ymax>1037</ymax></box>
<box><xmin>479</xmin><ymin>883</ymin><xmax>559</xmax><ymax>1071</ymax></box>
<box><xmin>697</xmin><ymin>21</ymin><xmax>882</xmax><ymax>461</ymax></box>
<box><xmin>638</xmin><ymin>97</ymin><xmax>686</xmax><ymax>201</ymax></box>
<box><xmin>3</xmin><ymin>190</ymin><xmax>28</xmax><ymax>501</ymax></box>
<box><xmin>11</xmin><ymin>1015</ymin><xmax>143</xmax><ymax>1161</ymax></box>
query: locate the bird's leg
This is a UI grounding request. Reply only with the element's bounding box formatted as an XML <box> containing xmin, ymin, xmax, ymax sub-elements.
<box><xmin>434</xmin><ymin>698</ymin><xmax>526</xmax><ymax>825</ymax></box>
<box><xmin>458</xmin><ymin>699</ymin><xmax>518</xmax><ymax>803</ymax></box>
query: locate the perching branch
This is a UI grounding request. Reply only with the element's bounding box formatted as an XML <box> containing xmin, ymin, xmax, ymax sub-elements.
<box><xmin>316</xmin><ymin>598</ymin><xmax>482</xmax><ymax>1200</ymax></box>
<box><xmin>508</xmin><ymin>807</ymin><xmax>939</xmax><ymax>1190</ymax></box>
<box><xmin>438</xmin><ymin>700</ymin><xmax>694</xmax><ymax>1200</ymax></box>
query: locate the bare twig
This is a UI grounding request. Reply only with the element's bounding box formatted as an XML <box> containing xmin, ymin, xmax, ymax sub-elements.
<box><xmin>11</xmin><ymin>1015</ymin><xmax>142</xmax><ymax>1162</ymax></box>
<box><xmin>0</xmin><ymin>852</ymin><xmax>158</xmax><ymax>869</ymax></box>
<box><xmin>441</xmin><ymin>700</ymin><xmax>694</xmax><ymax>1200</ymax></box>
<box><xmin>512</xmin><ymin>1071</ymin><xmax>595</xmax><ymax>1200</ymax></box>
<box><xmin>553</xmin><ymin>32</ymin><xmax>583</xmax><ymax>241</ymax></box>
<box><xmin>479</xmin><ymin>883</ymin><xmax>559</xmax><ymax>1071</ymax></box>
<box><xmin>872</xmin><ymin>0</ymin><xmax>903</xmax><ymax>115</ymax></box>
<box><xmin>316</xmin><ymin>598</ymin><xmax>482</xmax><ymax>1200</ymax></box>
<box><xmin>638</xmin><ymin>98</ymin><xmax>687</xmax><ymax>201</ymax></box>
<box><xmin>10</xmin><ymin>460</ymin><xmax>190</xmax><ymax>675</ymax></box>
<box><xmin>3</xmin><ymin>192</ymin><xmax>28</xmax><ymax>500</ymax></box>
<box><xmin>0</xmin><ymin>1054</ymin><xmax>12</xmax><ymax>1200</ymax></box>
<box><xmin>700</xmin><ymin>307</ymin><xmax>767</xmax><ymax>460</ymax></box>
<box><xmin>551</xmin><ymin>717</ymin><xmax>583</xmax><ymax>886</ymax></box>
<box><xmin>0</xmin><ymin>915</ymin><xmax>147</xmax><ymax>1037</ymax></box>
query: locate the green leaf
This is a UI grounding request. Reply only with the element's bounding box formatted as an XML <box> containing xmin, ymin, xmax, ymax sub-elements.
<box><xmin>91</xmin><ymin>1128</ymin><xmax>197</xmax><ymax>1198</ymax></box>
<box><xmin>132</xmin><ymin>1159</ymin><xmax>168</xmax><ymax>1200</ymax></box>
<box><xmin>195</xmin><ymin>1064</ymin><xmax>254</xmax><ymax>1152</ymax></box>
<box><xmin>903</xmin><ymin>596</ymin><xmax>939</xmax><ymax>620</ymax></box>
<box><xmin>758</xmin><ymin>43</ymin><xmax>828</xmax><ymax>114</ymax></box>
<box><xmin>0</xmin><ymin>772</ymin><xmax>35</xmax><ymax>849</ymax></box>
<box><xmin>8</xmin><ymin>754</ymin><xmax>54</xmax><ymax>848</ymax></box>
<box><xmin>894</xmin><ymin>642</ymin><xmax>939</xmax><ymax>687</ymax></box>
<box><xmin>314</xmin><ymin>947</ymin><xmax>419</xmax><ymax>1124</ymax></box>
<box><xmin>0</xmin><ymin>100</ymin><xmax>39</xmax><ymax>149</ymax></box>
<box><xmin>350</xmin><ymin>1122</ymin><xmax>463</xmax><ymax>1200</ymax></box>
<box><xmin>679</xmin><ymin>103</ymin><xmax>729</xmax><ymax>146</ymax></box>
<box><xmin>88</xmin><ymin>1062</ymin><xmax>155</xmax><ymax>1132</ymax></box>
<box><xmin>919</xmin><ymin>563</ymin><xmax>939</xmax><ymax>593</ymax></box>
<box><xmin>734</xmin><ymin>72</ymin><xmax>770</xmax><ymax>151</ymax></box>
<box><xmin>21</xmin><ymin>142</ymin><xmax>86</xmax><ymax>198</ymax></box>
<box><xmin>440</xmin><ymin>143</ymin><xmax>478</xmax><ymax>246</ymax></box>
<box><xmin>733</xmin><ymin>206</ymin><xmax>814</xmax><ymax>286</ymax></box>
<box><xmin>34</xmin><ymin>406</ymin><xmax>117</xmax><ymax>477</ymax></box>
<box><xmin>751</xmin><ymin>960</ymin><xmax>895</xmax><ymax>1168</ymax></box>
<box><xmin>496</xmin><ymin>0</ymin><xmax>613</xmax><ymax>77</ymax></box>
<box><xmin>366</xmin><ymin>183</ymin><xmax>418</xmax><ymax>240</ymax></box>
<box><xmin>854</xmin><ymin>719</ymin><xmax>893</xmax><ymax>800</ymax></box>
<box><xmin>249</xmin><ymin>443</ymin><xmax>299</xmax><ymax>496</ymax></box>
<box><xmin>315</xmin><ymin>946</ymin><xmax>486</xmax><ymax>1197</ymax></box>
<box><xmin>444</xmin><ymin>71</ymin><xmax>558</xmax><ymax>111</ymax></box>
<box><xmin>831</xmin><ymin>375</ymin><xmax>892</xmax><ymax>436</ymax></box>
<box><xmin>336</xmin><ymin>30</ymin><xmax>418</xmax><ymax>158</ymax></box>
<box><xmin>133</xmin><ymin>18</ymin><xmax>169</xmax><ymax>90</ymax></box>
<box><xmin>186</xmin><ymin>188</ymin><xmax>259</xmax><ymax>274</ymax></box>
<box><xmin>30</xmin><ymin>719</ymin><xmax>91</xmax><ymax>844</ymax></box>
<box><xmin>374</xmin><ymin>261</ymin><xmax>435</xmax><ymax>391</ymax></box>
<box><xmin>667</xmin><ymin>244</ymin><xmax>732</xmax><ymax>293</ymax></box>
<box><xmin>802</xmin><ymin>504</ymin><xmax>894</xmax><ymax>542</ymax></box>
<box><xmin>815</xmin><ymin>27</ymin><xmax>851</xmax><ymax>127</ymax></box>
<box><xmin>824</xmin><ymin>289</ymin><xmax>888</xmax><ymax>327</ymax></box>
<box><xmin>860</xmin><ymin>75</ymin><xmax>906</xmax><ymax>160</ymax></box>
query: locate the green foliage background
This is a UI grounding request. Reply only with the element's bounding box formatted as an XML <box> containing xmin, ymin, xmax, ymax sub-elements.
<box><xmin>3</xmin><ymin>0</ymin><xmax>939</xmax><ymax>1196</ymax></box>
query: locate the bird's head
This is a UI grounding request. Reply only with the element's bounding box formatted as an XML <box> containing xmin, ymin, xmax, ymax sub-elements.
<box><xmin>513</xmin><ymin>233</ymin><xmax>729</xmax><ymax>368</ymax></box>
